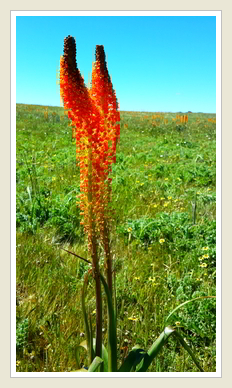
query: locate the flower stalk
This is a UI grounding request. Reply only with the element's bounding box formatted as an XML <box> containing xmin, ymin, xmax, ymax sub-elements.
<box><xmin>60</xmin><ymin>36</ymin><xmax>120</xmax><ymax>360</ymax></box>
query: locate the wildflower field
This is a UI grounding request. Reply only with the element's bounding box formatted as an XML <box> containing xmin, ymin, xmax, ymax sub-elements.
<box><xmin>16</xmin><ymin>103</ymin><xmax>216</xmax><ymax>372</ymax></box>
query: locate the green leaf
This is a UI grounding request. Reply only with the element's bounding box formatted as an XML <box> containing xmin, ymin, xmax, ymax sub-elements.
<box><xmin>100</xmin><ymin>344</ymin><xmax>109</xmax><ymax>372</ymax></box>
<box><xmin>89</xmin><ymin>313</ymin><xmax>94</xmax><ymax>365</ymax></box>
<box><xmin>93</xmin><ymin>339</ymin><xmax>109</xmax><ymax>372</ymax></box>
<box><xmin>100</xmin><ymin>274</ymin><xmax>117</xmax><ymax>372</ymax></box>
<box><xmin>74</xmin><ymin>340</ymin><xmax>90</xmax><ymax>370</ymax></box>
<box><xmin>165</xmin><ymin>296</ymin><xmax>216</xmax><ymax>323</ymax></box>
<box><xmin>118</xmin><ymin>347</ymin><xmax>147</xmax><ymax>372</ymax></box>
<box><xmin>172</xmin><ymin>330</ymin><xmax>204</xmax><ymax>372</ymax></box>
<box><xmin>88</xmin><ymin>356</ymin><xmax>104</xmax><ymax>372</ymax></box>
<box><xmin>77</xmin><ymin>339</ymin><xmax>108</xmax><ymax>372</ymax></box>
<box><xmin>136</xmin><ymin>326</ymin><xmax>176</xmax><ymax>372</ymax></box>
<box><xmin>81</xmin><ymin>272</ymin><xmax>95</xmax><ymax>365</ymax></box>
<box><xmin>74</xmin><ymin>342</ymin><xmax>85</xmax><ymax>369</ymax></box>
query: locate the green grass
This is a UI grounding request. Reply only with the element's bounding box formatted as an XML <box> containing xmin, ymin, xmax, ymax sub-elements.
<box><xmin>16</xmin><ymin>104</ymin><xmax>216</xmax><ymax>372</ymax></box>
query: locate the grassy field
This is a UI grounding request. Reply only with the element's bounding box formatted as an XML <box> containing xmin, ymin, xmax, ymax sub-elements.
<box><xmin>16</xmin><ymin>103</ymin><xmax>216</xmax><ymax>372</ymax></box>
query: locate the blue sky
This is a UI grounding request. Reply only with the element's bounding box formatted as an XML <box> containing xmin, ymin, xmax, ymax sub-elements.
<box><xmin>16</xmin><ymin>15</ymin><xmax>216</xmax><ymax>113</ymax></box>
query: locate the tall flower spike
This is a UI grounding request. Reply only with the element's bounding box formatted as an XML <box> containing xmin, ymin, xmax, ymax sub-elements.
<box><xmin>60</xmin><ymin>36</ymin><xmax>103</xmax><ymax>359</ymax></box>
<box><xmin>90</xmin><ymin>45</ymin><xmax>120</xmax><ymax>297</ymax></box>
<box><xmin>60</xmin><ymin>37</ymin><xmax>120</xmax><ymax>358</ymax></box>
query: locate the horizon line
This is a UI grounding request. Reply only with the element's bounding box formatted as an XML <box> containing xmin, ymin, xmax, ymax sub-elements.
<box><xmin>16</xmin><ymin>102</ymin><xmax>216</xmax><ymax>115</ymax></box>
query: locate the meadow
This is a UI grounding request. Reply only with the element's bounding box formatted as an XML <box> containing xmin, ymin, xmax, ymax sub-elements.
<box><xmin>16</xmin><ymin>103</ymin><xmax>216</xmax><ymax>372</ymax></box>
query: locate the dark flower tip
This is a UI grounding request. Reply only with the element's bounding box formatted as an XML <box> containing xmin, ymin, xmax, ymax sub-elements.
<box><xmin>95</xmin><ymin>45</ymin><xmax>112</xmax><ymax>84</ymax></box>
<box><xmin>95</xmin><ymin>45</ymin><xmax>106</xmax><ymax>63</ymax></box>
<box><xmin>63</xmin><ymin>36</ymin><xmax>77</xmax><ymax>71</ymax></box>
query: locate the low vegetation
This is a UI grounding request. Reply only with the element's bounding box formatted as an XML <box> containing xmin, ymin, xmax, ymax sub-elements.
<box><xmin>16</xmin><ymin>103</ymin><xmax>216</xmax><ymax>372</ymax></box>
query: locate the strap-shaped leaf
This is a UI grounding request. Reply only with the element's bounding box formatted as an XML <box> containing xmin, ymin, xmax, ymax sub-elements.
<box><xmin>74</xmin><ymin>340</ymin><xmax>92</xmax><ymax>370</ymax></box>
<box><xmin>118</xmin><ymin>347</ymin><xmax>147</xmax><ymax>372</ymax></box>
<box><xmin>165</xmin><ymin>296</ymin><xmax>216</xmax><ymax>323</ymax></box>
<box><xmin>136</xmin><ymin>326</ymin><xmax>175</xmax><ymax>372</ymax></box>
<box><xmin>89</xmin><ymin>313</ymin><xmax>94</xmax><ymax>365</ymax></box>
<box><xmin>88</xmin><ymin>356</ymin><xmax>104</xmax><ymax>372</ymax></box>
<box><xmin>92</xmin><ymin>338</ymin><xmax>109</xmax><ymax>372</ymax></box>
<box><xmin>100</xmin><ymin>274</ymin><xmax>117</xmax><ymax>372</ymax></box>
<box><xmin>172</xmin><ymin>330</ymin><xmax>204</xmax><ymax>372</ymax></box>
<box><xmin>81</xmin><ymin>272</ymin><xmax>95</xmax><ymax>365</ymax></box>
<box><xmin>136</xmin><ymin>326</ymin><xmax>204</xmax><ymax>372</ymax></box>
<box><xmin>76</xmin><ymin>339</ymin><xmax>109</xmax><ymax>372</ymax></box>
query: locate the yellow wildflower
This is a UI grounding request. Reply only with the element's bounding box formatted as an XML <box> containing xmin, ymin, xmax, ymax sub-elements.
<box><xmin>199</xmin><ymin>263</ymin><xmax>207</xmax><ymax>268</ymax></box>
<box><xmin>128</xmin><ymin>317</ymin><xmax>138</xmax><ymax>322</ymax></box>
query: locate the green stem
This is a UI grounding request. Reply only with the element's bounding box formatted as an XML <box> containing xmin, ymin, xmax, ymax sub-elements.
<box><xmin>81</xmin><ymin>272</ymin><xmax>94</xmax><ymax>365</ymax></box>
<box><xmin>88</xmin><ymin>143</ymin><xmax>102</xmax><ymax>360</ymax></box>
<box><xmin>92</xmin><ymin>245</ymin><xmax>102</xmax><ymax>359</ymax></box>
<box><xmin>100</xmin><ymin>274</ymin><xmax>117</xmax><ymax>372</ymax></box>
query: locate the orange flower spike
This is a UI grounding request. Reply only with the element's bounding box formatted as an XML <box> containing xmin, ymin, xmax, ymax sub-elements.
<box><xmin>60</xmin><ymin>38</ymin><xmax>120</xmax><ymax>304</ymax></box>
<box><xmin>91</xmin><ymin>45</ymin><xmax>120</xmax><ymax>162</ymax></box>
<box><xmin>90</xmin><ymin>45</ymin><xmax>121</xmax><ymax>298</ymax></box>
<box><xmin>60</xmin><ymin>36</ymin><xmax>98</xmax><ymax>233</ymax></box>
<box><xmin>60</xmin><ymin>36</ymin><xmax>101</xmax><ymax>138</ymax></box>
